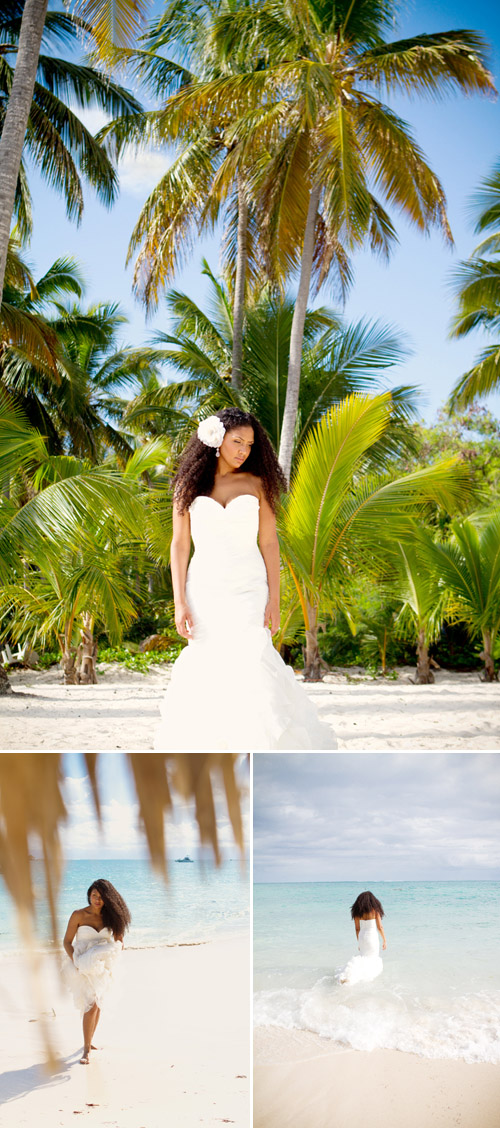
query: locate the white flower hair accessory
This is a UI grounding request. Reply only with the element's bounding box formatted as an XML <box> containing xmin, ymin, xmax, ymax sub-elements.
<box><xmin>197</xmin><ymin>415</ymin><xmax>226</xmax><ymax>455</ymax></box>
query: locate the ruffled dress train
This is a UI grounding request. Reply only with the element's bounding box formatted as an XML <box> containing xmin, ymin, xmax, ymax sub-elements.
<box><xmin>155</xmin><ymin>494</ymin><xmax>335</xmax><ymax>750</ymax></box>
<box><xmin>64</xmin><ymin>926</ymin><xmax>121</xmax><ymax>1013</ymax></box>
<box><xmin>338</xmin><ymin>919</ymin><xmax>383</xmax><ymax>985</ymax></box>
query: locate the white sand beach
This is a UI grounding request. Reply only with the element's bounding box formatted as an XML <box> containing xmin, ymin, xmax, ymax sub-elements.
<box><xmin>254</xmin><ymin>1026</ymin><xmax>500</xmax><ymax>1128</ymax></box>
<box><xmin>1</xmin><ymin>664</ymin><xmax>499</xmax><ymax>749</ymax></box>
<box><xmin>0</xmin><ymin>936</ymin><xmax>249</xmax><ymax>1128</ymax></box>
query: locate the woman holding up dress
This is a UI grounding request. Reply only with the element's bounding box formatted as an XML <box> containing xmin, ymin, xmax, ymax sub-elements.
<box><xmin>155</xmin><ymin>406</ymin><xmax>335</xmax><ymax>750</ymax></box>
<box><xmin>338</xmin><ymin>891</ymin><xmax>387</xmax><ymax>985</ymax></box>
<box><xmin>63</xmin><ymin>878</ymin><xmax>131</xmax><ymax>1063</ymax></box>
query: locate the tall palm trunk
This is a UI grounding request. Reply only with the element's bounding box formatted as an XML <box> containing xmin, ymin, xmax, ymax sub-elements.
<box><xmin>278</xmin><ymin>184</ymin><xmax>321</xmax><ymax>482</ymax></box>
<box><xmin>231</xmin><ymin>174</ymin><xmax>248</xmax><ymax>391</ymax></box>
<box><xmin>415</xmin><ymin>626</ymin><xmax>434</xmax><ymax>684</ymax></box>
<box><xmin>77</xmin><ymin>613</ymin><xmax>98</xmax><ymax>684</ymax></box>
<box><xmin>0</xmin><ymin>0</ymin><xmax>49</xmax><ymax>307</ymax></box>
<box><xmin>480</xmin><ymin>629</ymin><xmax>497</xmax><ymax>682</ymax></box>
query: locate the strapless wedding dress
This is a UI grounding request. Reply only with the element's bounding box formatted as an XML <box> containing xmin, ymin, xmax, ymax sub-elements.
<box><xmin>338</xmin><ymin>919</ymin><xmax>383</xmax><ymax>985</ymax></box>
<box><xmin>64</xmin><ymin>926</ymin><xmax>121</xmax><ymax>1013</ymax></box>
<box><xmin>155</xmin><ymin>494</ymin><xmax>335</xmax><ymax>749</ymax></box>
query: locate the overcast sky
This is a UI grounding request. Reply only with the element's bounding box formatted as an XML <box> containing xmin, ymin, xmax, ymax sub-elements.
<box><xmin>253</xmin><ymin>753</ymin><xmax>500</xmax><ymax>882</ymax></box>
<box><xmin>59</xmin><ymin>753</ymin><xmax>249</xmax><ymax>860</ymax></box>
<box><xmin>25</xmin><ymin>0</ymin><xmax>500</xmax><ymax>421</ymax></box>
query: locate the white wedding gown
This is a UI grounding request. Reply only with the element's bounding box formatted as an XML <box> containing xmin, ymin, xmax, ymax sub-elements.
<box><xmin>64</xmin><ymin>926</ymin><xmax>121</xmax><ymax>1013</ymax></box>
<box><xmin>338</xmin><ymin>919</ymin><xmax>383</xmax><ymax>985</ymax></box>
<box><xmin>155</xmin><ymin>494</ymin><xmax>335</xmax><ymax>749</ymax></box>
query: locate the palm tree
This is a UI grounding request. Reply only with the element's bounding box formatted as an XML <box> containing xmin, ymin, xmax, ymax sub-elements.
<box><xmin>98</xmin><ymin>0</ymin><xmax>268</xmax><ymax>389</ymax></box>
<box><xmin>123</xmin><ymin>262</ymin><xmax>418</xmax><ymax>464</ymax></box>
<box><xmin>1</xmin><ymin>252</ymin><xmax>164</xmax><ymax>461</ymax></box>
<box><xmin>0</xmin><ymin>397</ymin><xmax>161</xmax><ymax>683</ymax></box>
<box><xmin>0</xmin><ymin>0</ymin><xmax>147</xmax><ymax>307</ymax></box>
<box><xmin>168</xmin><ymin>1</ymin><xmax>494</xmax><ymax>478</ymax></box>
<box><xmin>392</xmin><ymin>536</ymin><xmax>446</xmax><ymax>683</ymax></box>
<box><xmin>430</xmin><ymin>514</ymin><xmax>500</xmax><ymax>681</ymax></box>
<box><xmin>449</xmin><ymin>159</ymin><xmax>500</xmax><ymax>407</ymax></box>
<box><xmin>278</xmin><ymin>393</ymin><xmax>473</xmax><ymax>679</ymax></box>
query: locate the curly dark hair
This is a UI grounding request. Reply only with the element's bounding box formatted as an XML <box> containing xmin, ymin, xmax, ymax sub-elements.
<box><xmin>350</xmin><ymin>891</ymin><xmax>385</xmax><ymax>919</ymax></box>
<box><xmin>173</xmin><ymin>407</ymin><xmax>287</xmax><ymax>514</ymax></box>
<box><xmin>87</xmin><ymin>879</ymin><xmax>132</xmax><ymax>940</ymax></box>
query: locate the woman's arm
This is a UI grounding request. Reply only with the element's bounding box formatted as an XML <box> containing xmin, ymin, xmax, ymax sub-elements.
<box><xmin>376</xmin><ymin>912</ymin><xmax>387</xmax><ymax>950</ymax></box>
<box><xmin>63</xmin><ymin>911</ymin><xmax>80</xmax><ymax>961</ymax></box>
<box><xmin>171</xmin><ymin>501</ymin><xmax>194</xmax><ymax>639</ymax></box>
<box><xmin>354</xmin><ymin>916</ymin><xmax>360</xmax><ymax>941</ymax></box>
<box><xmin>258</xmin><ymin>492</ymin><xmax>281</xmax><ymax>634</ymax></box>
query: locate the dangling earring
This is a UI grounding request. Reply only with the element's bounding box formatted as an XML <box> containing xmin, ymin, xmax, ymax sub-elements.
<box><xmin>216</xmin><ymin>447</ymin><xmax>220</xmax><ymax>458</ymax></box>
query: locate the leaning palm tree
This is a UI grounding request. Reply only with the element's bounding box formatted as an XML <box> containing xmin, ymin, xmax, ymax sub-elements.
<box><xmin>170</xmin><ymin>0</ymin><xmax>494</xmax><ymax>478</ymax></box>
<box><xmin>430</xmin><ymin>513</ymin><xmax>500</xmax><ymax>681</ymax></box>
<box><xmin>278</xmin><ymin>393</ymin><xmax>473</xmax><ymax>679</ymax></box>
<box><xmin>449</xmin><ymin>159</ymin><xmax>500</xmax><ymax>407</ymax></box>
<box><xmin>0</xmin><ymin>0</ymin><xmax>148</xmax><ymax>306</ymax></box>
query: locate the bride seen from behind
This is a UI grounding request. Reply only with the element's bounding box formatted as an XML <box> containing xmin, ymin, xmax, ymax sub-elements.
<box><xmin>338</xmin><ymin>891</ymin><xmax>386</xmax><ymax>985</ymax></box>
<box><xmin>63</xmin><ymin>878</ymin><xmax>131</xmax><ymax>1064</ymax></box>
<box><xmin>155</xmin><ymin>406</ymin><xmax>335</xmax><ymax>750</ymax></box>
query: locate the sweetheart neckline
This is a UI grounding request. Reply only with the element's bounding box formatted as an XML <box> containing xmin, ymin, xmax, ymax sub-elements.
<box><xmin>193</xmin><ymin>493</ymin><xmax>259</xmax><ymax>512</ymax></box>
<box><xmin>76</xmin><ymin>924</ymin><xmax>110</xmax><ymax>935</ymax></box>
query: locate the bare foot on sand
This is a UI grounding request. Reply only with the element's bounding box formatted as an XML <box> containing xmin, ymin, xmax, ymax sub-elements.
<box><xmin>80</xmin><ymin>1048</ymin><xmax>90</xmax><ymax>1064</ymax></box>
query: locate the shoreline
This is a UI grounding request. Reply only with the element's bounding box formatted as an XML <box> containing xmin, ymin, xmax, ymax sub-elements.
<box><xmin>0</xmin><ymin>936</ymin><xmax>250</xmax><ymax>1128</ymax></box>
<box><xmin>254</xmin><ymin>1025</ymin><xmax>500</xmax><ymax>1128</ymax></box>
<box><xmin>2</xmin><ymin>665</ymin><xmax>499</xmax><ymax>749</ymax></box>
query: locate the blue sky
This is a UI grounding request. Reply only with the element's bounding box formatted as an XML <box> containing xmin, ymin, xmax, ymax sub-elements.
<box><xmin>23</xmin><ymin>0</ymin><xmax>500</xmax><ymax>420</ymax></box>
<box><xmin>60</xmin><ymin>752</ymin><xmax>249</xmax><ymax>859</ymax></box>
<box><xmin>253</xmin><ymin>753</ymin><xmax>500</xmax><ymax>882</ymax></box>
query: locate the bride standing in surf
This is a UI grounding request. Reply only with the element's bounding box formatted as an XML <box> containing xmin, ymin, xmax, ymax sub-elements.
<box><xmin>338</xmin><ymin>891</ymin><xmax>387</xmax><ymax>985</ymax></box>
<box><xmin>155</xmin><ymin>406</ymin><xmax>335</xmax><ymax>750</ymax></box>
<box><xmin>63</xmin><ymin>879</ymin><xmax>131</xmax><ymax>1064</ymax></box>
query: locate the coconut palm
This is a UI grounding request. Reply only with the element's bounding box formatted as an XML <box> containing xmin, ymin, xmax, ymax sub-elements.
<box><xmin>98</xmin><ymin>0</ymin><xmax>270</xmax><ymax>389</ymax></box>
<box><xmin>429</xmin><ymin>514</ymin><xmax>500</xmax><ymax>681</ymax></box>
<box><xmin>392</xmin><ymin>536</ymin><xmax>446</xmax><ymax>683</ymax></box>
<box><xmin>168</xmin><ymin>0</ymin><xmax>494</xmax><ymax>478</ymax></box>
<box><xmin>0</xmin><ymin>0</ymin><xmax>147</xmax><ymax>307</ymax></box>
<box><xmin>123</xmin><ymin>262</ymin><xmax>418</xmax><ymax>465</ymax></box>
<box><xmin>0</xmin><ymin>397</ymin><xmax>163</xmax><ymax>683</ymax></box>
<box><xmin>449</xmin><ymin>159</ymin><xmax>500</xmax><ymax>407</ymax></box>
<box><xmin>278</xmin><ymin>393</ymin><xmax>473</xmax><ymax>679</ymax></box>
<box><xmin>2</xmin><ymin>253</ymin><xmax>164</xmax><ymax>461</ymax></box>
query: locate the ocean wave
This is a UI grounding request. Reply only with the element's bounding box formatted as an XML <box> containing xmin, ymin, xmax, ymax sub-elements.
<box><xmin>254</xmin><ymin>977</ymin><xmax>500</xmax><ymax>1064</ymax></box>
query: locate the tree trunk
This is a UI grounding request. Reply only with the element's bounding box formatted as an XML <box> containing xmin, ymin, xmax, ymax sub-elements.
<box><xmin>62</xmin><ymin>645</ymin><xmax>78</xmax><ymax>684</ymax></box>
<box><xmin>278</xmin><ymin>183</ymin><xmax>321</xmax><ymax>483</ymax></box>
<box><xmin>0</xmin><ymin>0</ymin><xmax>49</xmax><ymax>307</ymax></box>
<box><xmin>303</xmin><ymin>600</ymin><xmax>323</xmax><ymax>681</ymax></box>
<box><xmin>0</xmin><ymin>664</ymin><xmax>12</xmax><ymax>695</ymax></box>
<box><xmin>480</xmin><ymin>629</ymin><xmax>497</xmax><ymax>682</ymax></box>
<box><xmin>77</xmin><ymin>615</ymin><xmax>98</xmax><ymax>684</ymax></box>
<box><xmin>231</xmin><ymin>174</ymin><xmax>248</xmax><ymax>392</ymax></box>
<box><xmin>415</xmin><ymin>627</ymin><xmax>434</xmax><ymax>684</ymax></box>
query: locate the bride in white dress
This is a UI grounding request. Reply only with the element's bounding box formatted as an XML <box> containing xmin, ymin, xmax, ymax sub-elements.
<box><xmin>155</xmin><ymin>407</ymin><xmax>335</xmax><ymax>750</ymax></box>
<box><xmin>63</xmin><ymin>879</ymin><xmax>130</xmax><ymax>1063</ymax></box>
<box><xmin>338</xmin><ymin>891</ymin><xmax>387</xmax><ymax>985</ymax></box>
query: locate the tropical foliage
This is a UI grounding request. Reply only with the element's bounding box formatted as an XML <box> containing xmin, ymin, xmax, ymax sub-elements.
<box><xmin>450</xmin><ymin>158</ymin><xmax>500</xmax><ymax>407</ymax></box>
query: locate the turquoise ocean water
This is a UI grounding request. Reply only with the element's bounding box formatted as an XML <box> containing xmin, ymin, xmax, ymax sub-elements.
<box><xmin>254</xmin><ymin>880</ymin><xmax>500</xmax><ymax>1063</ymax></box>
<box><xmin>0</xmin><ymin>858</ymin><xmax>248</xmax><ymax>953</ymax></box>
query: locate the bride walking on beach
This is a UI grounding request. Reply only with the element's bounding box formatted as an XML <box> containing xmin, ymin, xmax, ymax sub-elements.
<box><xmin>155</xmin><ymin>406</ymin><xmax>335</xmax><ymax>750</ymax></box>
<box><xmin>338</xmin><ymin>891</ymin><xmax>387</xmax><ymax>985</ymax></box>
<box><xmin>63</xmin><ymin>879</ymin><xmax>131</xmax><ymax>1064</ymax></box>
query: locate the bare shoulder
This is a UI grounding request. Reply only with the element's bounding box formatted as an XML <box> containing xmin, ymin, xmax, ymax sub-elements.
<box><xmin>239</xmin><ymin>471</ymin><xmax>261</xmax><ymax>494</ymax></box>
